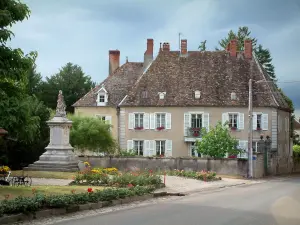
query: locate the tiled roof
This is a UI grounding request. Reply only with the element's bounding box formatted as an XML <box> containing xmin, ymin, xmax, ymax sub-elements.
<box><xmin>120</xmin><ymin>50</ymin><xmax>290</xmax><ymax>111</ymax></box>
<box><xmin>73</xmin><ymin>62</ymin><xmax>144</xmax><ymax>107</ymax></box>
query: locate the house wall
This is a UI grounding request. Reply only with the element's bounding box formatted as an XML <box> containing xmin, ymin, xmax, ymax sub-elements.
<box><xmin>74</xmin><ymin>106</ymin><xmax>118</xmax><ymax>141</ymax></box>
<box><xmin>121</xmin><ymin>106</ymin><xmax>275</xmax><ymax>157</ymax></box>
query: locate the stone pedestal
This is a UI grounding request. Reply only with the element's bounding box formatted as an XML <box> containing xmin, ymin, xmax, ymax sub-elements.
<box><xmin>25</xmin><ymin>91</ymin><xmax>78</xmax><ymax>172</ymax></box>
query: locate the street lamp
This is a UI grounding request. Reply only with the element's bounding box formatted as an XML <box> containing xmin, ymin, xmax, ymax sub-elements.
<box><xmin>248</xmin><ymin>79</ymin><xmax>273</xmax><ymax>178</ymax></box>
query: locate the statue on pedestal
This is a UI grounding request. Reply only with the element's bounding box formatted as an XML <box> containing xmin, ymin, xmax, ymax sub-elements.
<box><xmin>55</xmin><ymin>90</ymin><xmax>66</xmax><ymax>117</ymax></box>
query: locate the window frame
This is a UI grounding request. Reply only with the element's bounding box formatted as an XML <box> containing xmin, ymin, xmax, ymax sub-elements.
<box><xmin>256</xmin><ymin>114</ymin><xmax>262</xmax><ymax>130</ymax></box>
<box><xmin>134</xmin><ymin>140</ymin><xmax>144</xmax><ymax>156</ymax></box>
<box><xmin>228</xmin><ymin>113</ymin><xmax>238</xmax><ymax>128</ymax></box>
<box><xmin>156</xmin><ymin>140</ymin><xmax>166</xmax><ymax>156</ymax></box>
<box><xmin>134</xmin><ymin>113</ymin><xmax>144</xmax><ymax>128</ymax></box>
<box><xmin>156</xmin><ymin>113</ymin><xmax>166</xmax><ymax>128</ymax></box>
<box><xmin>99</xmin><ymin>95</ymin><xmax>105</xmax><ymax>103</ymax></box>
<box><xmin>191</xmin><ymin>113</ymin><xmax>202</xmax><ymax>129</ymax></box>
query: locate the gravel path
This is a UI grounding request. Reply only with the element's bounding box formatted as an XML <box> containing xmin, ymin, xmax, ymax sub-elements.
<box><xmin>157</xmin><ymin>176</ymin><xmax>262</xmax><ymax>194</ymax></box>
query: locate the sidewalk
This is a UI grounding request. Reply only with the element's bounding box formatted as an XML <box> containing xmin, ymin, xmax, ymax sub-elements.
<box><xmin>155</xmin><ymin>175</ymin><xmax>263</xmax><ymax>194</ymax></box>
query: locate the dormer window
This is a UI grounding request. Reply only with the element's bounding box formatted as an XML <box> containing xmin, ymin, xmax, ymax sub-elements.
<box><xmin>96</xmin><ymin>85</ymin><xmax>108</xmax><ymax>106</ymax></box>
<box><xmin>99</xmin><ymin>95</ymin><xmax>105</xmax><ymax>103</ymax></box>
<box><xmin>195</xmin><ymin>90</ymin><xmax>201</xmax><ymax>99</ymax></box>
<box><xmin>158</xmin><ymin>92</ymin><xmax>166</xmax><ymax>100</ymax></box>
<box><xmin>231</xmin><ymin>92</ymin><xmax>237</xmax><ymax>100</ymax></box>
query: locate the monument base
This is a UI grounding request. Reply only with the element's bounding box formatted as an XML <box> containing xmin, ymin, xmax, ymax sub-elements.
<box><xmin>25</xmin><ymin>147</ymin><xmax>79</xmax><ymax>172</ymax></box>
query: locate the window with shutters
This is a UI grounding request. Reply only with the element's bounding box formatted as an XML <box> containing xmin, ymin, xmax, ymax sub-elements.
<box><xmin>229</xmin><ymin>113</ymin><xmax>238</xmax><ymax>129</ymax></box>
<box><xmin>191</xmin><ymin>114</ymin><xmax>202</xmax><ymax>128</ymax></box>
<box><xmin>134</xmin><ymin>140</ymin><xmax>143</xmax><ymax>156</ymax></box>
<box><xmin>134</xmin><ymin>113</ymin><xmax>144</xmax><ymax>129</ymax></box>
<box><xmin>156</xmin><ymin>113</ymin><xmax>166</xmax><ymax>129</ymax></box>
<box><xmin>156</xmin><ymin>140</ymin><xmax>165</xmax><ymax>156</ymax></box>
<box><xmin>97</xmin><ymin>115</ymin><xmax>106</xmax><ymax>121</ymax></box>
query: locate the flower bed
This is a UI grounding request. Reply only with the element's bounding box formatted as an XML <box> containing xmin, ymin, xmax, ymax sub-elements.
<box><xmin>72</xmin><ymin>169</ymin><xmax>162</xmax><ymax>188</ymax></box>
<box><xmin>0</xmin><ymin>186</ymin><xmax>154</xmax><ymax>217</ymax></box>
<box><xmin>0</xmin><ymin>166</ymin><xmax>10</xmax><ymax>176</ymax></box>
<box><xmin>165</xmin><ymin>169</ymin><xmax>220</xmax><ymax>181</ymax></box>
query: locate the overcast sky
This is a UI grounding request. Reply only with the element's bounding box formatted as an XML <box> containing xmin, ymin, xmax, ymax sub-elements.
<box><xmin>9</xmin><ymin>0</ymin><xmax>300</xmax><ymax>115</ymax></box>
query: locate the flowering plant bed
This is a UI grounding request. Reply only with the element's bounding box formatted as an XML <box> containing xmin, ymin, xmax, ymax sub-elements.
<box><xmin>0</xmin><ymin>166</ymin><xmax>10</xmax><ymax>175</ymax></box>
<box><xmin>71</xmin><ymin>169</ymin><xmax>162</xmax><ymax>188</ymax></box>
<box><xmin>165</xmin><ymin>169</ymin><xmax>221</xmax><ymax>181</ymax></box>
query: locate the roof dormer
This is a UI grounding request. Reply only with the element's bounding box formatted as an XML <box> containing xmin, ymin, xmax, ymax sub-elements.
<box><xmin>96</xmin><ymin>85</ymin><xmax>108</xmax><ymax>106</ymax></box>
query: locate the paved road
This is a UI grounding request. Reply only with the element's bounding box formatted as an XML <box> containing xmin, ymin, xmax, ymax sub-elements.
<box><xmin>55</xmin><ymin>177</ymin><xmax>300</xmax><ymax>225</ymax></box>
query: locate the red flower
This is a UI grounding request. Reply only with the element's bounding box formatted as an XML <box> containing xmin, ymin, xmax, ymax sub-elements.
<box><xmin>127</xmin><ymin>183</ymin><xmax>134</xmax><ymax>188</ymax></box>
<box><xmin>87</xmin><ymin>188</ymin><xmax>93</xmax><ymax>193</ymax></box>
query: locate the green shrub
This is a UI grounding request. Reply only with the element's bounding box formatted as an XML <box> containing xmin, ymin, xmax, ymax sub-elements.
<box><xmin>0</xmin><ymin>186</ymin><xmax>153</xmax><ymax>216</ymax></box>
<box><xmin>72</xmin><ymin>170</ymin><xmax>162</xmax><ymax>187</ymax></box>
<box><xmin>165</xmin><ymin>169</ymin><xmax>219</xmax><ymax>181</ymax></box>
<box><xmin>293</xmin><ymin>145</ymin><xmax>300</xmax><ymax>154</ymax></box>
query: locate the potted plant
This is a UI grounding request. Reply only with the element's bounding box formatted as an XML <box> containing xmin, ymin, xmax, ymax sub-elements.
<box><xmin>157</xmin><ymin>126</ymin><xmax>165</xmax><ymax>131</ymax></box>
<box><xmin>230</xmin><ymin>126</ymin><xmax>237</xmax><ymax>131</ymax></box>
<box><xmin>134</xmin><ymin>126</ymin><xmax>144</xmax><ymax>130</ymax></box>
<box><xmin>256</xmin><ymin>127</ymin><xmax>262</xmax><ymax>131</ymax></box>
<box><xmin>0</xmin><ymin>165</ymin><xmax>10</xmax><ymax>177</ymax></box>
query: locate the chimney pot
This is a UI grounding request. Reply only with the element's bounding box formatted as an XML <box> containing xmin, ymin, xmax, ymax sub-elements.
<box><xmin>244</xmin><ymin>39</ymin><xmax>252</xmax><ymax>59</ymax></box>
<box><xmin>181</xmin><ymin>39</ymin><xmax>187</xmax><ymax>55</ymax></box>
<box><xmin>229</xmin><ymin>39</ymin><xmax>237</xmax><ymax>57</ymax></box>
<box><xmin>109</xmin><ymin>50</ymin><xmax>120</xmax><ymax>75</ymax></box>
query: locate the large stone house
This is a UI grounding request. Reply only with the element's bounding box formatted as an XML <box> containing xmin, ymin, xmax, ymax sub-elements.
<box><xmin>73</xmin><ymin>38</ymin><xmax>291</xmax><ymax>159</ymax></box>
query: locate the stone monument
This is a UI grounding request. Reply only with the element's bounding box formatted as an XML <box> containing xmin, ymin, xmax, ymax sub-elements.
<box><xmin>25</xmin><ymin>91</ymin><xmax>79</xmax><ymax>172</ymax></box>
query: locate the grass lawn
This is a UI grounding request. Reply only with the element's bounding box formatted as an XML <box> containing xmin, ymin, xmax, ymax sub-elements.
<box><xmin>11</xmin><ymin>170</ymin><xmax>76</xmax><ymax>179</ymax></box>
<box><xmin>0</xmin><ymin>185</ymin><xmax>104</xmax><ymax>201</ymax></box>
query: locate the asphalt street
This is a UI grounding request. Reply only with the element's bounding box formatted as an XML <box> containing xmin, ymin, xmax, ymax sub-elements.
<box><xmin>55</xmin><ymin>177</ymin><xmax>300</xmax><ymax>225</ymax></box>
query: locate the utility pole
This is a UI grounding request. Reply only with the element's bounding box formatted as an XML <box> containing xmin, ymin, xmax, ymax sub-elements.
<box><xmin>248</xmin><ymin>79</ymin><xmax>253</xmax><ymax>178</ymax></box>
<box><xmin>179</xmin><ymin>32</ymin><xmax>182</xmax><ymax>50</ymax></box>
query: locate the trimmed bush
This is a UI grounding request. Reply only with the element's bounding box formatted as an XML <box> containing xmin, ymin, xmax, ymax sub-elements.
<box><xmin>0</xmin><ymin>186</ymin><xmax>154</xmax><ymax>216</ymax></box>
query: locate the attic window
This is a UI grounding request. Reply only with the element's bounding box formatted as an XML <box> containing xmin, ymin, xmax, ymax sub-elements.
<box><xmin>231</xmin><ymin>92</ymin><xmax>237</xmax><ymax>100</ymax></box>
<box><xmin>99</xmin><ymin>95</ymin><xmax>105</xmax><ymax>102</ymax></box>
<box><xmin>158</xmin><ymin>92</ymin><xmax>166</xmax><ymax>100</ymax></box>
<box><xmin>195</xmin><ymin>90</ymin><xmax>201</xmax><ymax>99</ymax></box>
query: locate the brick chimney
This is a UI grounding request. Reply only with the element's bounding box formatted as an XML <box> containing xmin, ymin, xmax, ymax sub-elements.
<box><xmin>244</xmin><ymin>39</ymin><xmax>252</xmax><ymax>59</ymax></box>
<box><xmin>181</xmin><ymin>39</ymin><xmax>187</xmax><ymax>55</ymax></box>
<box><xmin>144</xmin><ymin>39</ymin><xmax>153</xmax><ymax>70</ymax></box>
<box><xmin>229</xmin><ymin>39</ymin><xmax>237</xmax><ymax>57</ymax></box>
<box><xmin>162</xmin><ymin>42</ymin><xmax>170</xmax><ymax>52</ymax></box>
<box><xmin>109</xmin><ymin>50</ymin><xmax>120</xmax><ymax>75</ymax></box>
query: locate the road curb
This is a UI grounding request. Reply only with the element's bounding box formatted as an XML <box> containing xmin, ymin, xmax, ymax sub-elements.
<box><xmin>0</xmin><ymin>194</ymin><xmax>155</xmax><ymax>225</ymax></box>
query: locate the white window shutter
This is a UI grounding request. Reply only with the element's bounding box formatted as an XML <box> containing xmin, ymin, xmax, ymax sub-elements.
<box><xmin>150</xmin><ymin>113</ymin><xmax>155</xmax><ymax>129</ymax></box>
<box><xmin>222</xmin><ymin>113</ymin><xmax>229</xmax><ymax>126</ymax></box>
<box><xmin>149</xmin><ymin>140</ymin><xmax>155</xmax><ymax>156</ymax></box>
<box><xmin>184</xmin><ymin>113</ymin><xmax>191</xmax><ymax>136</ymax></box>
<box><xmin>128</xmin><ymin>113</ymin><xmax>134</xmax><ymax>129</ymax></box>
<box><xmin>278</xmin><ymin>115</ymin><xmax>281</xmax><ymax>132</ymax></box>
<box><xmin>238</xmin><ymin>113</ymin><xmax>244</xmax><ymax>130</ymax></box>
<box><xmin>262</xmin><ymin>114</ymin><xmax>268</xmax><ymax>130</ymax></box>
<box><xmin>105</xmin><ymin>116</ymin><xmax>112</xmax><ymax>124</ymax></box>
<box><xmin>166</xmin><ymin>113</ymin><xmax>171</xmax><ymax>129</ymax></box>
<box><xmin>238</xmin><ymin>140</ymin><xmax>248</xmax><ymax>158</ymax></box>
<box><xmin>203</xmin><ymin>113</ymin><xmax>209</xmax><ymax>132</ymax></box>
<box><xmin>252</xmin><ymin>113</ymin><xmax>257</xmax><ymax>130</ymax></box>
<box><xmin>144</xmin><ymin>140</ymin><xmax>150</xmax><ymax>156</ymax></box>
<box><xmin>127</xmin><ymin>140</ymin><xmax>133</xmax><ymax>151</ymax></box>
<box><xmin>104</xmin><ymin>93</ymin><xmax>108</xmax><ymax>102</ymax></box>
<box><xmin>144</xmin><ymin>113</ymin><xmax>149</xmax><ymax>129</ymax></box>
<box><xmin>165</xmin><ymin>140</ymin><xmax>172</xmax><ymax>157</ymax></box>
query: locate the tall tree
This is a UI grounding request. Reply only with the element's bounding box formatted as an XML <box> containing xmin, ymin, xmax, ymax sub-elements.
<box><xmin>26</xmin><ymin>52</ymin><xmax>43</xmax><ymax>96</ymax></box>
<box><xmin>217</xmin><ymin>26</ymin><xmax>275</xmax><ymax>81</ymax></box>
<box><xmin>40</xmin><ymin>63</ymin><xmax>95</xmax><ymax>113</ymax></box>
<box><xmin>0</xmin><ymin>0</ymin><xmax>51</xmax><ymax>168</ymax></box>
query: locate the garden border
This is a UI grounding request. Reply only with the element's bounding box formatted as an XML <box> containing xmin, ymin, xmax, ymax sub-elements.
<box><xmin>0</xmin><ymin>192</ymin><xmax>177</xmax><ymax>224</ymax></box>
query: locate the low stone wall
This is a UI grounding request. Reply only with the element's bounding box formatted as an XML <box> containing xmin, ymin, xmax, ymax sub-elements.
<box><xmin>79</xmin><ymin>155</ymin><xmax>266</xmax><ymax>178</ymax></box>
